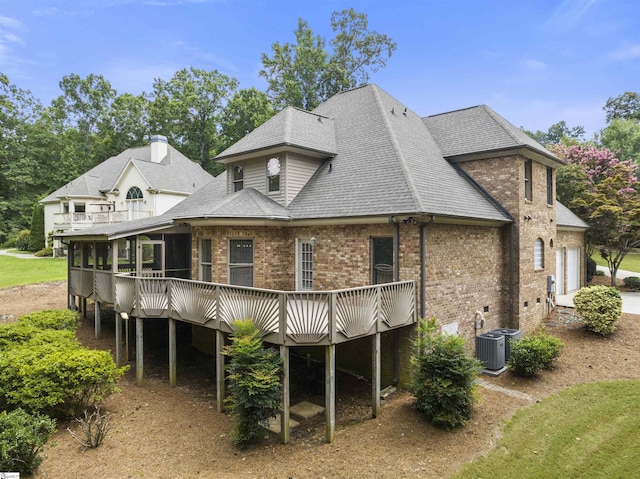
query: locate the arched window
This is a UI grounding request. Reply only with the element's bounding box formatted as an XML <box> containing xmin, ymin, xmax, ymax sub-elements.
<box><xmin>534</xmin><ymin>238</ymin><xmax>544</xmax><ymax>269</ymax></box>
<box><xmin>126</xmin><ymin>186</ymin><xmax>144</xmax><ymax>212</ymax></box>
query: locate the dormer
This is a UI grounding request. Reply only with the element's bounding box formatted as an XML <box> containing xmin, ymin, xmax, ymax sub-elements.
<box><xmin>215</xmin><ymin>107</ymin><xmax>337</xmax><ymax>207</ymax></box>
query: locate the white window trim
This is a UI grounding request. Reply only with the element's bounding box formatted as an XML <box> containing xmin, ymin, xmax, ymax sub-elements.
<box><xmin>534</xmin><ymin>238</ymin><xmax>544</xmax><ymax>270</ymax></box>
<box><xmin>199</xmin><ymin>238</ymin><xmax>212</xmax><ymax>282</ymax></box>
<box><xmin>295</xmin><ymin>238</ymin><xmax>314</xmax><ymax>291</ymax></box>
<box><xmin>228</xmin><ymin>238</ymin><xmax>254</xmax><ymax>287</ymax></box>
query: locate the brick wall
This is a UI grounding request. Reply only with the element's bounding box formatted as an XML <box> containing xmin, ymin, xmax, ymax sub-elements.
<box><xmin>459</xmin><ymin>155</ymin><xmax>558</xmax><ymax>334</ymax></box>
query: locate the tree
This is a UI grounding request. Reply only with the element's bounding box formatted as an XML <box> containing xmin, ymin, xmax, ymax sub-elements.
<box><xmin>28</xmin><ymin>203</ymin><xmax>45</xmax><ymax>252</ymax></box>
<box><xmin>604</xmin><ymin>91</ymin><xmax>640</xmax><ymax>123</ymax></box>
<box><xmin>600</xmin><ymin>118</ymin><xmax>640</xmax><ymax>164</ymax></box>
<box><xmin>522</xmin><ymin>120</ymin><xmax>585</xmax><ymax>146</ymax></box>
<box><xmin>219</xmin><ymin>87</ymin><xmax>275</xmax><ymax>154</ymax></box>
<box><xmin>260</xmin><ymin>8</ymin><xmax>396</xmax><ymax>110</ymax></box>
<box><xmin>49</xmin><ymin>74</ymin><xmax>117</xmax><ymax>172</ymax></box>
<box><xmin>552</xmin><ymin>144</ymin><xmax>640</xmax><ymax>284</ymax></box>
<box><xmin>149</xmin><ymin>68</ymin><xmax>238</xmax><ymax>172</ymax></box>
<box><xmin>100</xmin><ymin>92</ymin><xmax>151</xmax><ymax>153</ymax></box>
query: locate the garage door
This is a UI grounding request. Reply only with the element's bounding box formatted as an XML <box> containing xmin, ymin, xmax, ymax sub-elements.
<box><xmin>556</xmin><ymin>248</ymin><xmax>565</xmax><ymax>295</ymax></box>
<box><xmin>567</xmin><ymin>247</ymin><xmax>580</xmax><ymax>292</ymax></box>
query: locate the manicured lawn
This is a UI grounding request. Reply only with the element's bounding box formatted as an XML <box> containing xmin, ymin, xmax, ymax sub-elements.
<box><xmin>0</xmin><ymin>254</ymin><xmax>67</xmax><ymax>288</ymax></box>
<box><xmin>453</xmin><ymin>380</ymin><xmax>640</xmax><ymax>479</ymax></box>
<box><xmin>592</xmin><ymin>251</ymin><xmax>640</xmax><ymax>274</ymax></box>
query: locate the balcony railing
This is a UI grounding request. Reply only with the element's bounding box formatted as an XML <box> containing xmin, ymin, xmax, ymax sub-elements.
<box><xmin>54</xmin><ymin>210</ymin><xmax>152</xmax><ymax>226</ymax></box>
<box><xmin>108</xmin><ymin>275</ymin><xmax>416</xmax><ymax>346</ymax></box>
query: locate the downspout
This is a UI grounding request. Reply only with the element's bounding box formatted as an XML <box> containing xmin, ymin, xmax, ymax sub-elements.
<box><xmin>392</xmin><ymin>221</ymin><xmax>400</xmax><ymax>385</ymax></box>
<box><xmin>508</xmin><ymin>223</ymin><xmax>516</xmax><ymax>329</ymax></box>
<box><xmin>61</xmin><ymin>240</ymin><xmax>73</xmax><ymax>310</ymax></box>
<box><xmin>420</xmin><ymin>222</ymin><xmax>426</xmax><ymax>318</ymax></box>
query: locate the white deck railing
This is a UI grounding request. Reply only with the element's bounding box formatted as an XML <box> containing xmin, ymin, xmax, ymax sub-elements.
<box><xmin>110</xmin><ymin>275</ymin><xmax>416</xmax><ymax>346</ymax></box>
<box><xmin>54</xmin><ymin>210</ymin><xmax>152</xmax><ymax>226</ymax></box>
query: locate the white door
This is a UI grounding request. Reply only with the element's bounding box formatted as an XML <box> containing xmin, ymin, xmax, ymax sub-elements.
<box><xmin>556</xmin><ymin>248</ymin><xmax>565</xmax><ymax>295</ymax></box>
<box><xmin>567</xmin><ymin>247</ymin><xmax>580</xmax><ymax>292</ymax></box>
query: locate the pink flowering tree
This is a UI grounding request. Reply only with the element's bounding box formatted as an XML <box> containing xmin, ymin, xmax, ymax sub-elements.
<box><xmin>551</xmin><ymin>144</ymin><xmax>640</xmax><ymax>285</ymax></box>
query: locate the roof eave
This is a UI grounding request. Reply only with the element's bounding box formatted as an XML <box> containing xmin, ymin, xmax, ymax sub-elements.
<box><xmin>215</xmin><ymin>143</ymin><xmax>336</xmax><ymax>164</ymax></box>
<box><xmin>445</xmin><ymin>146</ymin><xmax>565</xmax><ymax>167</ymax></box>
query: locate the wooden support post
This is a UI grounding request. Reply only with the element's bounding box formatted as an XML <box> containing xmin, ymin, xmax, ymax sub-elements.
<box><xmin>125</xmin><ymin>317</ymin><xmax>130</xmax><ymax>363</ymax></box>
<box><xmin>169</xmin><ymin>318</ymin><xmax>177</xmax><ymax>387</ymax></box>
<box><xmin>372</xmin><ymin>332</ymin><xmax>381</xmax><ymax>418</ymax></box>
<box><xmin>81</xmin><ymin>297</ymin><xmax>87</xmax><ymax>319</ymax></box>
<box><xmin>136</xmin><ymin>317</ymin><xmax>144</xmax><ymax>386</ymax></box>
<box><xmin>115</xmin><ymin>313</ymin><xmax>123</xmax><ymax>366</ymax></box>
<box><xmin>280</xmin><ymin>345</ymin><xmax>290</xmax><ymax>444</ymax></box>
<box><xmin>94</xmin><ymin>301</ymin><xmax>101</xmax><ymax>340</ymax></box>
<box><xmin>216</xmin><ymin>330</ymin><xmax>225</xmax><ymax>413</ymax></box>
<box><xmin>325</xmin><ymin>344</ymin><xmax>336</xmax><ymax>443</ymax></box>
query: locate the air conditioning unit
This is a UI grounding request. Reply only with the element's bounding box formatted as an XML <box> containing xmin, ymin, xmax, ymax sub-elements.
<box><xmin>489</xmin><ymin>328</ymin><xmax>522</xmax><ymax>362</ymax></box>
<box><xmin>475</xmin><ymin>332</ymin><xmax>505</xmax><ymax>370</ymax></box>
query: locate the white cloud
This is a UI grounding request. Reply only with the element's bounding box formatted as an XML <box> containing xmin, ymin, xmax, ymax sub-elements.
<box><xmin>521</xmin><ymin>59</ymin><xmax>549</xmax><ymax>72</ymax></box>
<box><xmin>33</xmin><ymin>7</ymin><xmax>60</xmax><ymax>16</ymax></box>
<box><xmin>608</xmin><ymin>42</ymin><xmax>640</xmax><ymax>61</ymax></box>
<box><xmin>0</xmin><ymin>15</ymin><xmax>22</xmax><ymax>28</ymax></box>
<box><xmin>545</xmin><ymin>0</ymin><xmax>600</xmax><ymax>30</ymax></box>
<box><xmin>3</xmin><ymin>32</ymin><xmax>24</xmax><ymax>44</ymax></box>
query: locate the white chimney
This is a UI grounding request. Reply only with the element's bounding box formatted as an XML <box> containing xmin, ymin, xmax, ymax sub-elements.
<box><xmin>150</xmin><ymin>135</ymin><xmax>168</xmax><ymax>163</ymax></box>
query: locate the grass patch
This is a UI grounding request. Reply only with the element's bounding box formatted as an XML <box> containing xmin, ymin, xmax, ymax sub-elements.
<box><xmin>453</xmin><ymin>380</ymin><xmax>640</xmax><ymax>479</ymax></box>
<box><xmin>0</xmin><ymin>254</ymin><xmax>67</xmax><ymax>289</ymax></box>
<box><xmin>592</xmin><ymin>251</ymin><xmax>640</xmax><ymax>274</ymax></box>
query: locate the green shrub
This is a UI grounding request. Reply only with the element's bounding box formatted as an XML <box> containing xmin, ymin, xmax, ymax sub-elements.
<box><xmin>15</xmin><ymin>229</ymin><xmax>31</xmax><ymax>251</ymax></box>
<box><xmin>0</xmin><ymin>408</ymin><xmax>56</xmax><ymax>475</ymax></box>
<box><xmin>19</xmin><ymin>309</ymin><xmax>79</xmax><ymax>331</ymax></box>
<box><xmin>508</xmin><ymin>331</ymin><xmax>564</xmax><ymax>377</ymax></box>
<box><xmin>34</xmin><ymin>246</ymin><xmax>53</xmax><ymax>257</ymax></box>
<box><xmin>0</xmin><ymin>310</ymin><xmax>79</xmax><ymax>350</ymax></box>
<box><xmin>594</xmin><ymin>270</ymin><xmax>605</xmax><ymax>276</ymax></box>
<box><xmin>0</xmin><ymin>324</ymin><xmax>77</xmax><ymax>350</ymax></box>
<box><xmin>623</xmin><ymin>276</ymin><xmax>640</xmax><ymax>290</ymax></box>
<box><xmin>224</xmin><ymin>319</ymin><xmax>283</xmax><ymax>449</ymax></box>
<box><xmin>0</xmin><ymin>339</ymin><xmax>128</xmax><ymax>418</ymax></box>
<box><xmin>573</xmin><ymin>286</ymin><xmax>622</xmax><ymax>336</ymax></box>
<box><xmin>410</xmin><ymin>318</ymin><xmax>481</xmax><ymax>430</ymax></box>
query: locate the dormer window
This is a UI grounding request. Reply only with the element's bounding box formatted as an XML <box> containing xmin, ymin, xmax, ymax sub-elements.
<box><xmin>233</xmin><ymin>164</ymin><xmax>244</xmax><ymax>192</ymax></box>
<box><xmin>267</xmin><ymin>157</ymin><xmax>280</xmax><ymax>192</ymax></box>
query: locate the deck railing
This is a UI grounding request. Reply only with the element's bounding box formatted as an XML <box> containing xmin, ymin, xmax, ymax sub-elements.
<box><xmin>111</xmin><ymin>275</ymin><xmax>416</xmax><ymax>346</ymax></box>
<box><xmin>54</xmin><ymin>210</ymin><xmax>152</xmax><ymax>226</ymax></box>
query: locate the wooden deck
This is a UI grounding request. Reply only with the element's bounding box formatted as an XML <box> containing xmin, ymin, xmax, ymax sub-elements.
<box><xmin>69</xmin><ymin>268</ymin><xmax>417</xmax><ymax>444</ymax></box>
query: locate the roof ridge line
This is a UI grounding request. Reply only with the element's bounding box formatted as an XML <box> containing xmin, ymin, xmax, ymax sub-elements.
<box><xmin>371</xmin><ymin>86</ymin><xmax>425</xmax><ymax>212</ymax></box>
<box><xmin>481</xmin><ymin>105</ymin><xmax>522</xmax><ymax>146</ymax></box>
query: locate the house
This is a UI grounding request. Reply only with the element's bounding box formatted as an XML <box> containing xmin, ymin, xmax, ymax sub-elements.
<box><xmin>57</xmin><ymin>84</ymin><xmax>588</xmax><ymax>443</ymax></box>
<box><xmin>41</xmin><ymin>135</ymin><xmax>213</xmax><ymax>256</ymax></box>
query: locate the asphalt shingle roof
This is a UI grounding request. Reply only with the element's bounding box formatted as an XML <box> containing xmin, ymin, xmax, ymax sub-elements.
<box><xmin>41</xmin><ymin>143</ymin><xmax>212</xmax><ymax>203</ymax></box>
<box><xmin>423</xmin><ymin>105</ymin><xmax>562</xmax><ymax>163</ymax></box>
<box><xmin>216</xmin><ymin>106</ymin><xmax>337</xmax><ymax>161</ymax></box>
<box><xmin>287</xmin><ymin>85</ymin><xmax>509</xmax><ymax>221</ymax></box>
<box><xmin>556</xmin><ymin>202</ymin><xmax>589</xmax><ymax>229</ymax></box>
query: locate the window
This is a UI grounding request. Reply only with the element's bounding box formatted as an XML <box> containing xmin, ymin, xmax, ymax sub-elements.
<box><xmin>546</xmin><ymin>167</ymin><xmax>553</xmax><ymax>205</ymax></box>
<box><xmin>233</xmin><ymin>164</ymin><xmax>244</xmax><ymax>192</ymax></box>
<box><xmin>534</xmin><ymin>238</ymin><xmax>544</xmax><ymax>269</ymax></box>
<box><xmin>524</xmin><ymin>160</ymin><xmax>532</xmax><ymax>201</ymax></box>
<box><xmin>126</xmin><ymin>187</ymin><xmax>144</xmax><ymax>212</ymax></box>
<box><xmin>200</xmin><ymin>239</ymin><xmax>212</xmax><ymax>282</ymax></box>
<box><xmin>297</xmin><ymin>240</ymin><xmax>314</xmax><ymax>290</ymax></box>
<box><xmin>229</xmin><ymin>239</ymin><xmax>253</xmax><ymax>286</ymax></box>
<box><xmin>372</xmin><ymin>237</ymin><xmax>394</xmax><ymax>284</ymax></box>
<box><xmin>267</xmin><ymin>157</ymin><xmax>281</xmax><ymax>192</ymax></box>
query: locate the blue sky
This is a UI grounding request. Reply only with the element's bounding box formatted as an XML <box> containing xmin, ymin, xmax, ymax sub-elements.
<box><xmin>0</xmin><ymin>0</ymin><xmax>638</xmax><ymax>137</ymax></box>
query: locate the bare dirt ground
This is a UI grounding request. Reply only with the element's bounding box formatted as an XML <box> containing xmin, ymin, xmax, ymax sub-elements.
<box><xmin>1</xmin><ymin>279</ymin><xmax>638</xmax><ymax>479</ymax></box>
